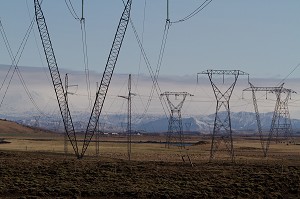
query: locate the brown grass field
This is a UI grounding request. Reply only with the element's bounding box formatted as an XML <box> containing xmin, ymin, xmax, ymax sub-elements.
<box><xmin>0</xmin><ymin>119</ymin><xmax>300</xmax><ymax>198</ymax></box>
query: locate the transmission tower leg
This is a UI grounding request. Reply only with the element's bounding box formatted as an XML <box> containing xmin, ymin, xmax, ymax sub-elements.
<box><xmin>266</xmin><ymin>92</ymin><xmax>281</xmax><ymax>156</ymax></box>
<box><xmin>95</xmin><ymin>123</ymin><xmax>100</xmax><ymax>157</ymax></box>
<box><xmin>80</xmin><ymin>0</ymin><xmax>132</xmax><ymax>158</ymax></box>
<box><xmin>166</xmin><ymin>114</ymin><xmax>174</xmax><ymax>148</ymax></box>
<box><xmin>64</xmin><ymin>131</ymin><xmax>68</xmax><ymax>155</ymax></box>
<box><xmin>34</xmin><ymin>0</ymin><xmax>79</xmax><ymax>157</ymax></box>
<box><xmin>209</xmin><ymin>111</ymin><xmax>218</xmax><ymax>162</ymax></box>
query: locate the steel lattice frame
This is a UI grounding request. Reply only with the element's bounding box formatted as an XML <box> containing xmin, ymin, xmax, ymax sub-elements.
<box><xmin>94</xmin><ymin>82</ymin><xmax>100</xmax><ymax>157</ymax></box>
<box><xmin>198</xmin><ymin>70</ymin><xmax>248</xmax><ymax>162</ymax></box>
<box><xmin>271</xmin><ymin>90</ymin><xmax>295</xmax><ymax>144</ymax></box>
<box><xmin>81</xmin><ymin>0</ymin><xmax>132</xmax><ymax>158</ymax></box>
<box><xmin>161</xmin><ymin>92</ymin><xmax>193</xmax><ymax>149</ymax></box>
<box><xmin>243</xmin><ymin>82</ymin><xmax>296</xmax><ymax>157</ymax></box>
<box><xmin>34</xmin><ymin>0</ymin><xmax>79</xmax><ymax>157</ymax></box>
<box><xmin>34</xmin><ymin>0</ymin><xmax>132</xmax><ymax>158</ymax></box>
<box><xmin>118</xmin><ymin>74</ymin><xmax>135</xmax><ymax>161</ymax></box>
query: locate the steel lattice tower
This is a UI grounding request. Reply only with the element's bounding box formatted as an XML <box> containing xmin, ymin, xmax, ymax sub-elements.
<box><xmin>64</xmin><ymin>74</ymin><xmax>69</xmax><ymax>155</ymax></box>
<box><xmin>64</xmin><ymin>74</ymin><xmax>77</xmax><ymax>155</ymax></box>
<box><xmin>271</xmin><ymin>88</ymin><xmax>295</xmax><ymax>145</ymax></box>
<box><xmin>95</xmin><ymin>82</ymin><xmax>100</xmax><ymax>157</ymax></box>
<box><xmin>161</xmin><ymin>92</ymin><xmax>193</xmax><ymax>148</ymax></box>
<box><xmin>34</xmin><ymin>0</ymin><xmax>132</xmax><ymax>158</ymax></box>
<box><xmin>118</xmin><ymin>74</ymin><xmax>135</xmax><ymax>161</ymax></box>
<box><xmin>243</xmin><ymin>82</ymin><xmax>296</xmax><ymax>157</ymax></box>
<box><xmin>95</xmin><ymin>122</ymin><xmax>104</xmax><ymax>156</ymax></box>
<box><xmin>198</xmin><ymin>70</ymin><xmax>248</xmax><ymax>162</ymax></box>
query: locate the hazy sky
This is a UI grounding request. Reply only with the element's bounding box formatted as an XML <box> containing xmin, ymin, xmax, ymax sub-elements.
<box><xmin>1</xmin><ymin>1</ymin><xmax>300</xmax><ymax>120</ymax></box>
<box><xmin>0</xmin><ymin>0</ymin><xmax>300</xmax><ymax>79</ymax></box>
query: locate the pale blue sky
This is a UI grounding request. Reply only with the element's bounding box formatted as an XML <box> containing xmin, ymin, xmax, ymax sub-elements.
<box><xmin>0</xmin><ymin>0</ymin><xmax>300</xmax><ymax>79</ymax></box>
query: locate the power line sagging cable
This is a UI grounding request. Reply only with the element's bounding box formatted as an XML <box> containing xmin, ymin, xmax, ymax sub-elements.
<box><xmin>277</xmin><ymin>63</ymin><xmax>300</xmax><ymax>86</ymax></box>
<box><xmin>0</xmin><ymin>16</ymin><xmax>45</xmax><ymax>115</ymax></box>
<box><xmin>142</xmin><ymin>20</ymin><xmax>170</xmax><ymax>118</ymax></box>
<box><xmin>171</xmin><ymin>0</ymin><xmax>213</xmax><ymax>24</ymax></box>
<box><xmin>64</xmin><ymin>0</ymin><xmax>92</xmax><ymax>110</ymax></box>
<box><xmin>80</xmin><ymin>19</ymin><xmax>93</xmax><ymax>109</ymax></box>
<box><xmin>64</xmin><ymin>0</ymin><xmax>80</xmax><ymax>20</ymax></box>
<box><xmin>121</xmin><ymin>0</ymin><xmax>170</xmax><ymax>120</ymax></box>
<box><xmin>128</xmin><ymin>17</ymin><xmax>170</xmax><ymax>119</ymax></box>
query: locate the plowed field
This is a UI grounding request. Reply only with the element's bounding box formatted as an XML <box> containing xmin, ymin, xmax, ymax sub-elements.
<box><xmin>0</xmin><ymin>150</ymin><xmax>299</xmax><ymax>198</ymax></box>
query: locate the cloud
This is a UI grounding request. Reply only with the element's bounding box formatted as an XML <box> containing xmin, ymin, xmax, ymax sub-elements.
<box><xmin>0</xmin><ymin>64</ymin><xmax>300</xmax><ymax>119</ymax></box>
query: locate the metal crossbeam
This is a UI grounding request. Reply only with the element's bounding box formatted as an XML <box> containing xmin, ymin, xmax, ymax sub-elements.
<box><xmin>199</xmin><ymin>69</ymin><xmax>249</xmax><ymax>76</ymax></box>
<box><xmin>243</xmin><ymin>83</ymin><xmax>292</xmax><ymax>93</ymax></box>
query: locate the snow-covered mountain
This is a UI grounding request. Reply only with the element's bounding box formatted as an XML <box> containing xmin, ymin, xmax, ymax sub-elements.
<box><xmin>2</xmin><ymin>111</ymin><xmax>300</xmax><ymax>134</ymax></box>
<box><xmin>1</xmin><ymin>65</ymin><xmax>300</xmax><ymax>134</ymax></box>
<box><xmin>134</xmin><ymin>111</ymin><xmax>300</xmax><ymax>133</ymax></box>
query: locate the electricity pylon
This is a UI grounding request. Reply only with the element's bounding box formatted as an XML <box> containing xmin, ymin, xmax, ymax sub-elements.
<box><xmin>34</xmin><ymin>0</ymin><xmax>132</xmax><ymax>158</ymax></box>
<box><xmin>118</xmin><ymin>74</ymin><xmax>136</xmax><ymax>161</ymax></box>
<box><xmin>95</xmin><ymin>122</ymin><xmax>104</xmax><ymax>156</ymax></box>
<box><xmin>64</xmin><ymin>73</ymin><xmax>78</xmax><ymax>155</ymax></box>
<box><xmin>198</xmin><ymin>70</ymin><xmax>248</xmax><ymax>162</ymax></box>
<box><xmin>94</xmin><ymin>82</ymin><xmax>102</xmax><ymax>157</ymax></box>
<box><xmin>271</xmin><ymin>87</ymin><xmax>295</xmax><ymax>145</ymax></box>
<box><xmin>243</xmin><ymin>82</ymin><xmax>296</xmax><ymax>157</ymax></box>
<box><xmin>160</xmin><ymin>92</ymin><xmax>193</xmax><ymax>148</ymax></box>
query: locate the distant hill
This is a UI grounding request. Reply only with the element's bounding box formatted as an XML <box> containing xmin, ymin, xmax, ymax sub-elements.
<box><xmin>0</xmin><ymin>119</ymin><xmax>55</xmax><ymax>137</ymax></box>
<box><xmin>3</xmin><ymin>111</ymin><xmax>300</xmax><ymax>135</ymax></box>
<box><xmin>134</xmin><ymin>112</ymin><xmax>300</xmax><ymax>134</ymax></box>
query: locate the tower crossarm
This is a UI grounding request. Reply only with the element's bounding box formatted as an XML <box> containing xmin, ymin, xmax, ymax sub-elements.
<box><xmin>243</xmin><ymin>82</ymin><xmax>284</xmax><ymax>93</ymax></box>
<box><xmin>160</xmin><ymin>91</ymin><xmax>193</xmax><ymax>111</ymax></box>
<box><xmin>280</xmin><ymin>88</ymin><xmax>296</xmax><ymax>94</ymax></box>
<box><xmin>198</xmin><ymin>69</ymin><xmax>249</xmax><ymax>76</ymax></box>
<box><xmin>161</xmin><ymin>91</ymin><xmax>194</xmax><ymax>96</ymax></box>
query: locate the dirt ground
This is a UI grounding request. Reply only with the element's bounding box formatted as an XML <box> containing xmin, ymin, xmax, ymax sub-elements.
<box><xmin>0</xmin><ymin>124</ymin><xmax>300</xmax><ymax>198</ymax></box>
<box><xmin>0</xmin><ymin>147</ymin><xmax>299</xmax><ymax>199</ymax></box>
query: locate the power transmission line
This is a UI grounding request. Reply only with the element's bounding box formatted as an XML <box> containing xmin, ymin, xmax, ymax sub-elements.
<box><xmin>171</xmin><ymin>0</ymin><xmax>213</xmax><ymax>24</ymax></box>
<box><xmin>0</xmin><ymin>17</ymin><xmax>45</xmax><ymax>116</ymax></box>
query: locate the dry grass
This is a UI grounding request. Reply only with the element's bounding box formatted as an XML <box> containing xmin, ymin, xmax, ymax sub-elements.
<box><xmin>1</xmin><ymin>120</ymin><xmax>300</xmax><ymax>198</ymax></box>
<box><xmin>1</xmin><ymin>126</ymin><xmax>300</xmax><ymax>163</ymax></box>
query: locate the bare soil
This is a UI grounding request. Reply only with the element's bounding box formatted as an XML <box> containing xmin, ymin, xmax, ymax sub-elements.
<box><xmin>0</xmin><ymin>120</ymin><xmax>300</xmax><ymax>198</ymax></box>
<box><xmin>0</xmin><ymin>150</ymin><xmax>299</xmax><ymax>199</ymax></box>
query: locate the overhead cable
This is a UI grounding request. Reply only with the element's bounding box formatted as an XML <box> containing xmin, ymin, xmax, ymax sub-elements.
<box><xmin>142</xmin><ymin>21</ymin><xmax>170</xmax><ymax>118</ymax></box>
<box><xmin>121</xmin><ymin>0</ymin><xmax>169</xmax><ymax>119</ymax></box>
<box><xmin>276</xmin><ymin>63</ymin><xmax>300</xmax><ymax>86</ymax></box>
<box><xmin>64</xmin><ymin>0</ymin><xmax>92</xmax><ymax>110</ymax></box>
<box><xmin>64</xmin><ymin>0</ymin><xmax>80</xmax><ymax>20</ymax></box>
<box><xmin>133</xmin><ymin>0</ymin><xmax>148</xmax><ymax>120</ymax></box>
<box><xmin>80</xmin><ymin>19</ymin><xmax>92</xmax><ymax>109</ymax></box>
<box><xmin>128</xmin><ymin>18</ymin><xmax>169</xmax><ymax>119</ymax></box>
<box><xmin>171</xmin><ymin>0</ymin><xmax>213</xmax><ymax>24</ymax></box>
<box><xmin>0</xmin><ymin>16</ymin><xmax>44</xmax><ymax>115</ymax></box>
<box><xmin>25</xmin><ymin>0</ymin><xmax>52</xmax><ymax>86</ymax></box>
